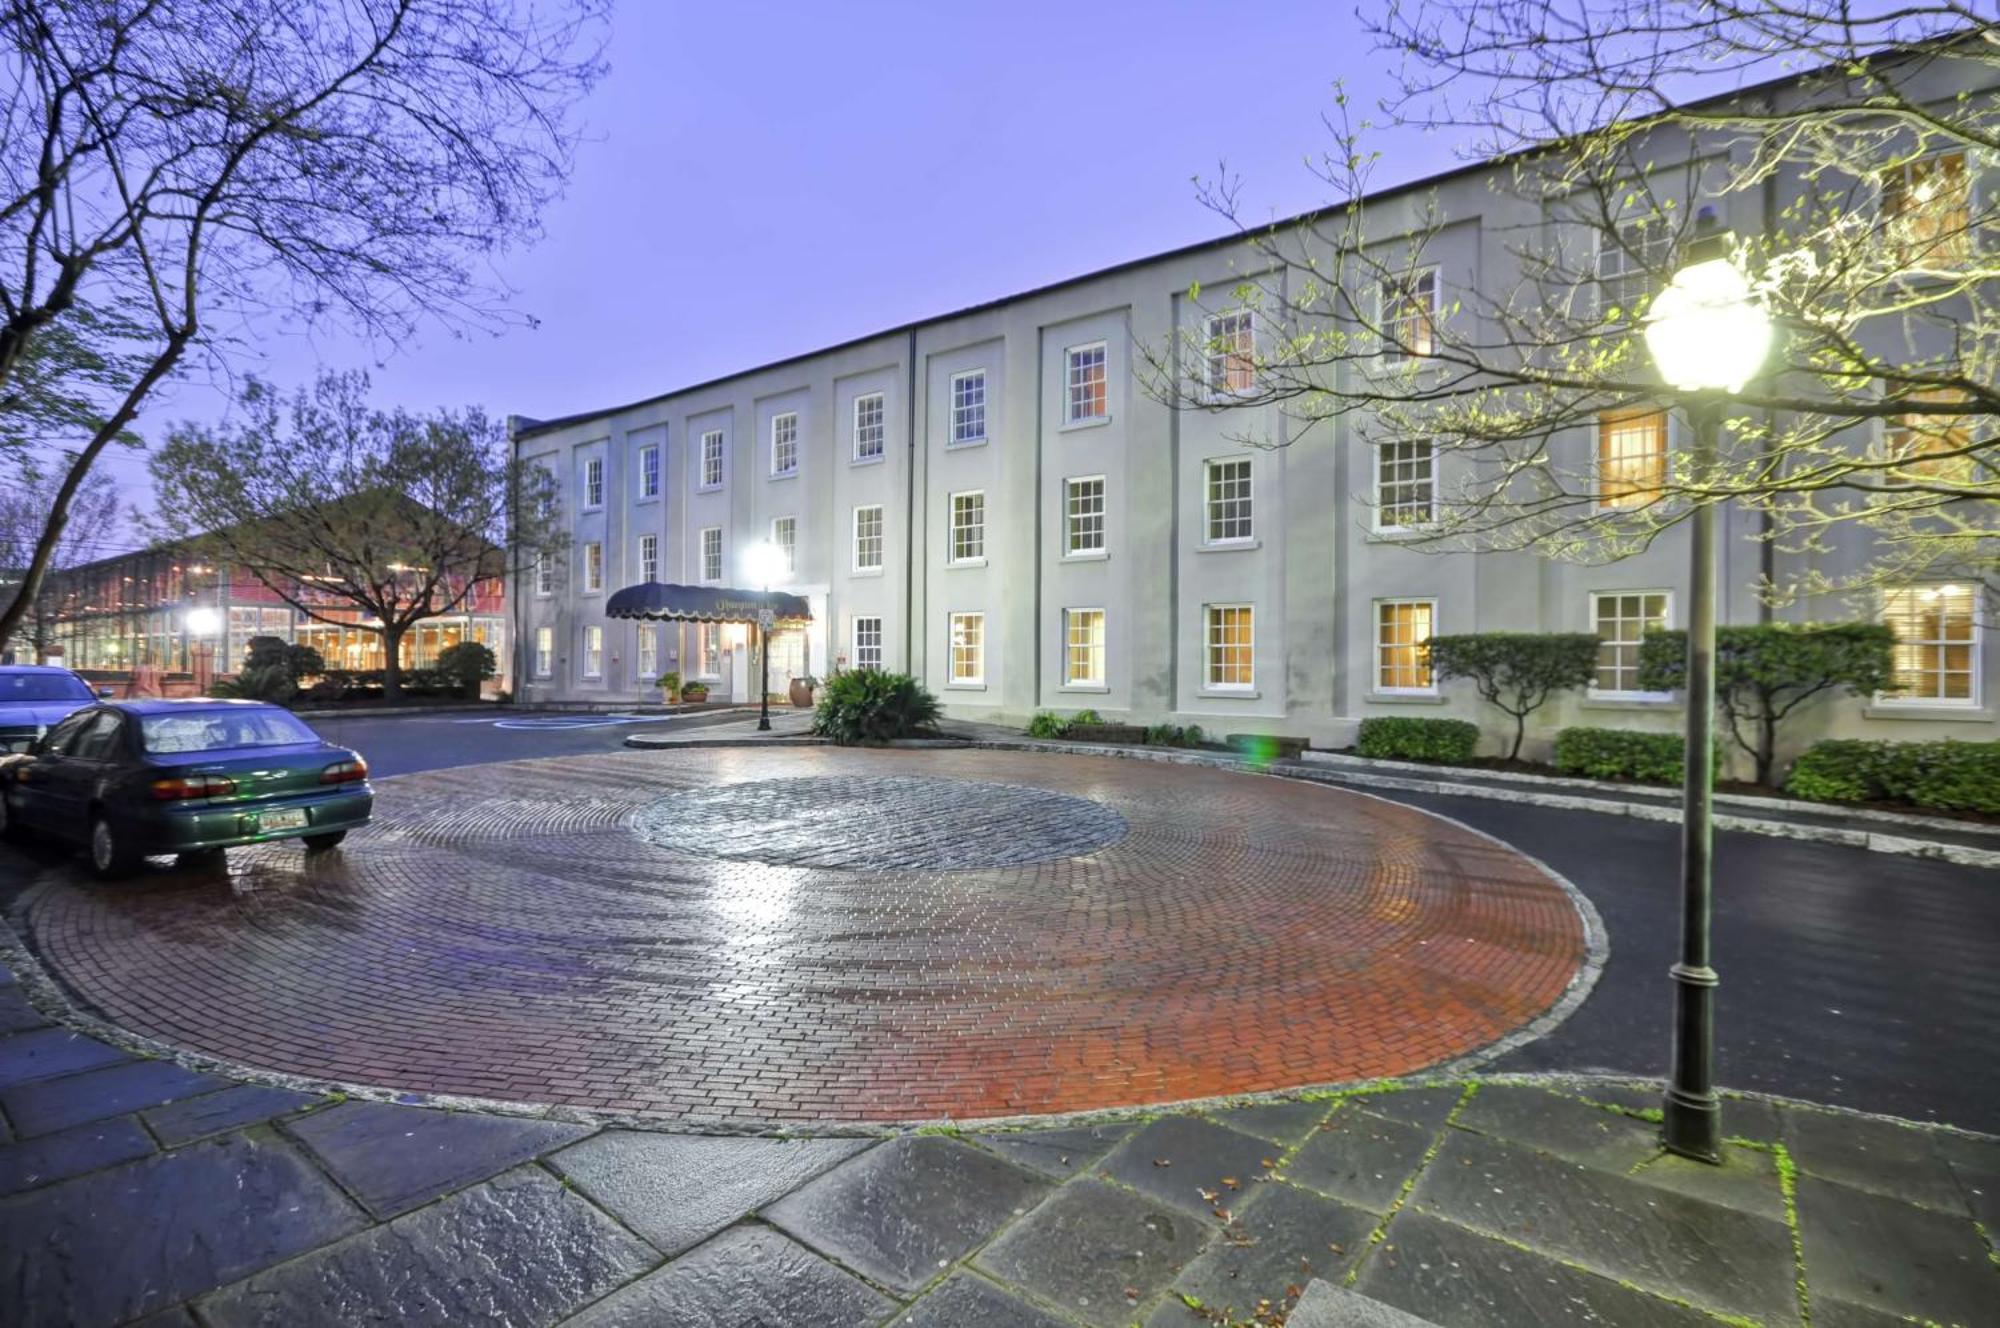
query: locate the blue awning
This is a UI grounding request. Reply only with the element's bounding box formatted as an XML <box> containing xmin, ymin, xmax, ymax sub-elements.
<box><xmin>603</xmin><ymin>582</ymin><xmax>812</xmax><ymax>625</ymax></box>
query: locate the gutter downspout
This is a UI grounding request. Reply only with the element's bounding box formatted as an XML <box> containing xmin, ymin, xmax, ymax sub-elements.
<box><xmin>903</xmin><ymin>328</ymin><xmax>919</xmax><ymax>672</ymax></box>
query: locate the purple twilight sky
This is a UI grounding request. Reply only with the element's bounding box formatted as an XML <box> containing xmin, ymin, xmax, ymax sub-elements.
<box><xmin>103</xmin><ymin>1</ymin><xmax>1456</xmax><ymax>536</ymax></box>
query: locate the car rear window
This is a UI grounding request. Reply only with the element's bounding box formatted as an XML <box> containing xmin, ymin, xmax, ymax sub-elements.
<box><xmin>0</xmin><ymin>673</ymin><xmax>92</xmax><ymax>703</ymax></box>
<box><xmin>140</xmin><ymin>710</ymin><xmax>320</xmax><ymax>754</ymax></box>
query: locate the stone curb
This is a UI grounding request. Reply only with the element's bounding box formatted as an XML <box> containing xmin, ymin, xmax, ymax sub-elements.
<box><xmin>935</xmin><ymin>735</ymin><xmax>2000</xmax><ymax>869</ymax></box>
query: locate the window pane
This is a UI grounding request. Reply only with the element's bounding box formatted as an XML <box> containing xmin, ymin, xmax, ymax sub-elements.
<box><xmin>951</xmin><ymin>492</ymin><xmax>985</xmax><ymax>561</ymax></box>
<box><xmin>1377</xmin><ymin>441</ymin><xmax>1435</xmax><ymax>528</ymax></box>
<box><xmin>1065</xmin><ymin>608</ymin><xmax>1105</xmax><ymax>686</ymax></box>
<box><xmin>1376</xmin><ymin>600</ymin><xmax>1436</xmax><ymax>690</ymax></box>
<box><xmin>854</xmin><ymin>394</ymin><xmax>885</xmax><ymax>459</ymax></box>
<box><xmin>1067</xmin><ymin>344</ymin><xmax>1107</xmax><ymax>421</ymax></box>
<box><xmin>1205</xmin><ymin>605</ymin><xmax>1253</xmax><ymax>687</ymax></box>
<box><xmin>1066</xmin><ymin>477</ymin><xmax>1105</xmax><ymax>553</ymax></box>
<box><xmin>1598</xmin><ymin>410</ymin><xmax>1667</xmax><ymax>509</ymax></box>
<box><xmin>949</xmin><ymin>612</ymin><xmax>984</xmax><ymax>682</ymax></box>
<box><xmin>1205</xmin><ymin>459</ymin><xmax>1253</xmax><ymax>542</ymax></box>
<box><xmin>951</xmin><ymin>371</ymin><xmax>987</xmax><ymax>443</ymax></box>
<box><xmin>1591</xmin><ymin>591</ymin><xmax>1668</xmax><ymax>692</ymax></box>
<box><xmin>1883</xmin><ymin>584</ymin><xmax>1977</xmax><ymax>702</ymax></box>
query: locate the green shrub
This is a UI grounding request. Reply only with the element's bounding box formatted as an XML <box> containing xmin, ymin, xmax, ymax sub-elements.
<box><xmin>1425</xmin><ymin>632</ymin><xmax>1600</xmax><ymax>760</ymax></box>
<box><xmin>657</xmin><ymin>670</ymin><xmax>682</xmax><ymax>698</ymax></box>
<box><xmin>1356</xmin><ymin>716</ymin><xmax>1480</xmax><ymax>762</ymax></box>
<box><xmin>1070</xmin><ymin>708</ymin><xmax>1103</xmax><ymax>726</ymax></box>
<box><xmin>1026</xmin><ymin>711</ymin><xmax>1067</xmax><ymax>739</ymax></box>
<box><xmin>435</xmin><ymin>641</ymin><xmax>497</xmax><ymax>698</ymax></box>
<box><xmin>812</xmin><ymin>670</ymin><xmax>941</xmax><ymax>745</ymax></box>
<box><xmin>243</xmin><ymin>634</ymin><xmax>324</xmax><ymax>685</ymax></box>
<box><xmin>1144</xmin><ymin>723</ymin><xmax>1207</xmax><ymax>747</ymax></box>
<box><xmin>1552</xmin><ymin>727</ymin><xmax>1703</xmax><ymax>782</ymax></box>
<box><xmin>1787</xmin><ymin>739</ymin><xmax>2000</xmax><ymax>814</ymax></box>
<box><xmin>212</xmin><ymin>662</ymin><xmax>296</xmax><ymax>703</ymax></box>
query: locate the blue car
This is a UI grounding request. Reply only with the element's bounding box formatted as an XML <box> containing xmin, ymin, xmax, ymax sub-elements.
<box><xmin>0</xmin><ymin>665</ymin><xmax>110</xmax><ymax>754</ymax></box>
<box><xmin>0</xmin><ymin>698</ymin><xmax>374</xmax><ymax>878</ymax></box>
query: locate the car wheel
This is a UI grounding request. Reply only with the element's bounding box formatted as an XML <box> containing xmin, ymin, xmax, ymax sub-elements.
<box><xmin>88</xmin><ymin>813</ymin><xmax>142</xmax><ymax>880</ymax></box>
<box><xmin>302</xmin><ymin>831</ymin><xmax>347</xmax><ymax>852</ymax></box>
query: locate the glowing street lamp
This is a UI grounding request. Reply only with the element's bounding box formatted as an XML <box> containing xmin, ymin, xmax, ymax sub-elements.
<box><xmin>1643</xmin><ymin>209</ymin><xmax>1772</xmax><ymax>1164</ymax></box>
<box><xmin>741</xmin><ymin>540</ymin><xmax>785</xmax><ymax>732</ymax></box>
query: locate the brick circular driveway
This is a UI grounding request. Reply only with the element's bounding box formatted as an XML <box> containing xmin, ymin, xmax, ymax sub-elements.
<box><xmin>22</xmin><ymin>748</ymin><xmax>1591</xmax><ymax>1124</ymax></box>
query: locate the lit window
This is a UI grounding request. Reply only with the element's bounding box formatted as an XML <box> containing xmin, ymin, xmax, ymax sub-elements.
<box><xmin>950</xmin><ymin>370</ymin><xmax>987</xmax><ymax>444</ymax></box>
<box><xmin>582</xmin><ymin>625</ymin><xmax>603</xmax><ymax>679</ymax></box>
<box><xmin>1597</xmin><ymin>409</ymin><xmax>1667</xmax><ymax>510</ymax></box>
<box><xmin>638</xmin><ymin>444</ymin><xmax>660</xmax><ymax>499</ymax></box>
<box><xmin>853</xmin><ymin>393</ymin><xmax>885</xmax><ymax>460</ymax></box>
<box><xmin>582</xmin><ymin>541</ymin><xmax>603</xmax><ymax>594</ymax></box>
<box><xmin>1380</xmin><ymin>268</ymin><xmax>1439</xmax><ymax>359</ymax></box>
<box><xmin>637</xmin><ymin>627</ymin><xmax>658</xmax><ymax>681</ymax></box>
<box><xmin>697</xmin><ymin>623</ymin><xmax>721</xmax><ymax>676</ymax></box>
<box><xmin>1591</xmin><ymin>591</ymin><xmax>1670</xmax><ymax>696</ymax></box>
<box><xmin>1205</xmin><ymin>458</ymin><xmax>1253</xmax><ymax>543</ymax></box>
<box><xmin>1376</xmin><ymin>441</ymin><xmax>1435</xmax><ymax>530</ymax></box>
<box><xmin>949</xmin><ymin>611</ymin><xmax>985</xmax><ymax>684</ymax></box>
<box><xmin>1066</xmin><ymin>343</ymin><xmax>1108</xmax><ymax>422</ymax></box>
<box><xmin>1376</xmin><ymin>599</ymin><xmax>1436</xmax><ymax>692</ymax></box>
<box><xmin>1065</xmin><ymin>477</ymin><xmax>1105</xmax><ymax>554</ymax></box>
<box><xmin>584</xmin><ymin>456</ymin><xmax>604</xmax><ymax>509</ymax></box>
<box><xmin>1882</xmin><ymin>584</ymin><xmax>1978</xmax><ymax>705</ymax></box>
<box><xmin>950</xmin><ymin>491</ymin><xmax>985</xmax><ymax>563</ymax></box>
<box><xmin>638</xmin><ymin>534</ymin><xmax>659</xmax><ymax>583</ymax></box>
<box><xmin>533</xmin><ymin>626</ymin><xmax>553</xmax><ymax>678</ymax></box>
<box><xmin>1882</xmin><ymin>152</ymin><xmax>1970</xmax><ymax>268</ymax></box>
<box><xmin>1598</xmin><ymin>214</ymin><xmax>1671</xmax><ymax>317</ymax></box>
<box><xmin>854</xmin><ymin>616</ymin><xmax>883</xmax><ymax>671</ymax></box>
<box><xmin>1205</xmin><ymin>605</ymin><xmax>1254</xmax><ymax>690</ymax></box>
<box><xmin>771</xmin><ymin>412</ymin><xmax>799</xmax><ymax>476</ymax></box>
<box><xmin>772</xmin><ymin>516</ymin><xmax>796</xmax><ymax>575</ymax></box>
<box><xmin>700</xmin><ymin>431</ymin><xmax>724</xmax><ymax>488</ymax></box>
<box><xmin>1884</xmin><ymin>389</ymin><xmax>1973</xmax><ymax>486</ymax></box>
<box><xmin>1064</xmin><ymin>608</ymin><xmax>1105</xmax><ymax>687</ymax></box>
<box><xmin>1205</xmin><ymin>311</ymin><xmax>1255</xmax><ymax>395</ymax></box>
<box><xmin>854</xmin><ymin>505</ymin><xmax>884</xmax><ymax>571</ymax></box>
<box><xmin>700</xmin><ymin>527</ymin><xmax>722</xmax><ymax>583</ymax></box>
<box><xmin>534</xmin><ymin>552</ymin><xmax>555</xmax><ymax>596</ymax></box>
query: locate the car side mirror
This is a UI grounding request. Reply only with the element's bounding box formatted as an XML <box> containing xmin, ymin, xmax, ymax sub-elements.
<box><xmin>96</xmin><ymin>687</ymin><xmax>115</xmax><ymax>699</ymax></box>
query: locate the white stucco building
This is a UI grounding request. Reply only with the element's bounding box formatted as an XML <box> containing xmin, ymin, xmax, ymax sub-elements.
<box><xmin>510</xmin><ymin>55</ymin><xmax>1995</xmax><ymax>768</ymax></box>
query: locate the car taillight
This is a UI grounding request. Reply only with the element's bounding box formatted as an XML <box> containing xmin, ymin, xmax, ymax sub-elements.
<box><xmin>320</xmin><ymin>758</ymin><xmax>368</xmax><ymax>785</ymax></box>
<box><xmin>151</xmin><ymin>775</ymin><xmax>236</xmax><ymax>800</ymax></box>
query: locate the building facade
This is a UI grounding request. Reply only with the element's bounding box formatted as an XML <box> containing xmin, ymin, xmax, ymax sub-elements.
<box><xmin>512</xmin><ymin>61</ymin><xmax>1995</xmax><ymax>769</ymax></box>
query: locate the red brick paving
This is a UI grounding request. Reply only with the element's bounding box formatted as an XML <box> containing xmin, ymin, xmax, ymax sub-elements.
<box><xmin>24</xmin><ymin>749</ymin><xmax>1587</xmax><ymax>1123</ymax></box>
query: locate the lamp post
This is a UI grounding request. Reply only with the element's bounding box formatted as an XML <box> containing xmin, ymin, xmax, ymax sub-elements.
<box><xmin>741</xmin><ymin>540</ymin><xmax>785</xmax><ymax>732</ymax></box>
<box><xmin>1642</xmin><ymin>209</ymin><xmax>1772</xmax><ymax>1163</ymax></box>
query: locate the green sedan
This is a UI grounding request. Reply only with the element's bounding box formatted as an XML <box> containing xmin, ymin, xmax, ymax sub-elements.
<box><xmin>0</xmin><ymin>698</ymin><xmax>373</xmax><ymax>878</ymax></box>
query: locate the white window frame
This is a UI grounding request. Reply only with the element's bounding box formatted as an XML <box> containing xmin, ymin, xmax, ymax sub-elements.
<box><xmin>699</xmin><ymin>527</ymin><xmax>723</xmax><ymax>584</ymax></box>
<box><xmin>1588</xmin><ymin>590</ymin><xmax>1673</xmax><ymax>700</ymax></box>
<box><xmin>770</xmin><ymin>412</ymin><xmax>799</xmax><ymax>478</ymax></box>
<box><xmin>1203</xmin><ymin>603</ymin><xmax>1255</xmax><ymax>692</ymax></box>
<box><xmin>1374</xmin><ymin>440</ymin><xmax>1438</xmax><ymax>533</ymax></box>
<box><xmin>1065</xmin><ymin>476</ymin><xmax>1106</xmax><ymax>556</ymax></box>
<box><xmin>1878</xmin><ymin>583</ymin><xmax>1981</xmax><ymax>708</ymax></box>
<box><xmin>1204</xmin><ymin>310</ymin><xmax>1256</xmax><ymax>398</ymax></box>
<box><xmin>852</xmin><ymin>392</ymin><xmax>885</xmax><ymax>462</ymax></box>
<box><xmin>637</xmin><ymin>625</ymin><xmax>658</xmax><ymax>682</ymax></box>
<box><xmin>1374</xmin><ymin>598</ymin><xmax>1438</xmax><ymax>695</ymax></box>
<box><xmin>949</xmin><ymin>490</ymin><xmax>986</xmax><ymax>565</ymax></box>
<box><xmin>1596</xmin><ymin>212</ymin><xmax>1672</xmax><ymax>318</ymax></box>
<box><xmin>638</xmin><ymin>533</ymin><xmax>659</xmax><ymax>583</ymax></box>
<box><xmin>1203</xmin><ymin>457</ymin><xmax>1254</xmax><ymax>545</ymax></box>
<box><xmin>1594</xmin><ymin>408</ymin><xmax>1669</xmax><ymax>513</ymax></box>
<box><xmin>853</xmin><ymin>615</ymin><xmax>883</xmax><ymax>671</ymax></box>
<box><xmin>534</xmin><ymin>552</ymin><xmax>555</xmax><ymax>597</ymax></box>
<box><xmin>1378</xmin><ymin>267</ymin><xmax>1441</xmax><ymax>361</ymax></box>
<box><xmin>1064</xmin><ymin>341</ymin><xmax>1109</xmax><ymax>424</ymax></box>
<box><xmin>1063</xmin><ymin>607</ymin><xmax>1107</xmax><ymax>688</ymax></box>
<box><xmin>772</xmin><ymin>516</ymin><xmax>796</xmax><ymax>576</ymax></box>
<box><xmin>533</xmin><ymin>626</ymin><xmax>553</xmax><ymax>678</ymax></box>
<box><xmin>581</xmin><ymin>625</ymin><xmax>603</xmax><ymax>680</ymax></box>
<box><xmin>853</xmin><ymin>504</ymin><xmax>884</xmax><ymax>573</ymax></box>
<box><xmin>583</xmin><ymin>456</ymin><xmax>604</xmax><ymax>510</ymax></box>
<box><xmin>949</xmin><ymin>369</ymin><xmax>988</xmax><ymax>446</ymax></box>
<box><xmin>699</xmin><ymin>430</ymin><xmax>725</xmax><ymax>490</ymax></box>
<box><xmin>637</xmin><ymin>443</ymin><xmax>661</xmax><ymax>500</ymax></box>
<box><xmin>948</xmin><ymin>611</ymin><xmax>985</xmax><ymax>686</ymax></box>
<box><xmin>581</xmin><ymin>541</ymin><xmax>603</xmax><ymax>594</ymax></box>
<box><xmin>695</xmin><ymin>623</ymin><xmax>722</xmax><ymax>679</ymax></box>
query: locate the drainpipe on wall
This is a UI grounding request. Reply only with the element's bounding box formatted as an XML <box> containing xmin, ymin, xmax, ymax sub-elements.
<box><xmin>903</xmin><ymin>328</ymin><xmax>919</xmax><ymax>672</ymax></box>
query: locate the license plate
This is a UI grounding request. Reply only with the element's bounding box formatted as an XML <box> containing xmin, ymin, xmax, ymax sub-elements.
<box><xmin>259</xmin><ymin>808</ymin><xmax>308</xmax><ymax>832</ymax></box>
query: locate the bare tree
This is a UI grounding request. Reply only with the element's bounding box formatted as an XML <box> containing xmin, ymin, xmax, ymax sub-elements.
<box><xmin>1142</xmin><ymin>11</ymin><xmax>1995</xmax><ymax>611</ymax></box>
<box><xmin>0</xmin><ymin>459</ymin><xmax>120</xmax><ymax>661</ymax></box>
<box><xmin>148</xmin><ymin>370</ymin><xmax>562</xmax><ymax>698</ymax></box>
<box><xmin>0</xmin><ymin>0</ymin><xmax>607</xmax><ymax>651</ymax></box>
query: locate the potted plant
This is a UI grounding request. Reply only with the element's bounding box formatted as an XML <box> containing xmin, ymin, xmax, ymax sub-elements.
<box><xmin>680</xmin><ymin>680</ymin><xmax>709</xmax><ymax>703</ymax></box>
<box><xmin>657</xmin><ymin>671</ymin><xmax>682</xmax><ymax>704</ymax></box>
<box><xmin>789</xmin><ymin>674</ymin><xmax>819</xmax><ymax>708</ymax></box>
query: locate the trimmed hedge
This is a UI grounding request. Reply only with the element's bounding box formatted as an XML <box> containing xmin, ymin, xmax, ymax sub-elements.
<box><xmin>1356</xmin><ymin>716</ymin><xmax>1480</xmax><ymax>762</ymax></box>
<box><xmin>1786</xmin><ymin>739</ymin><xmax>2000</xmax><ymax>814</ymax></box>
<box><xmin>1553</xmin><ymin>727</ymin><xmax>1695</xmax><ymax>783</ymax></box>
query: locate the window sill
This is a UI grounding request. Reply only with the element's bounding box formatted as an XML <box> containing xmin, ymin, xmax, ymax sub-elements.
<box><xmin>1061</xmin><ymin>550</ymin><xmax>1109</xmax><ymax>563</ymax></box>
<box><xmin>1059</xmin><ymin>684</ymin><xmax>1110</xmax><ymax>694</ymax></box>
<box><xmin>850</xmin><ymin>454</ymin><xmax>886</xmax><ymax>468</ymax></box>
<box><xmin>1582</xmin><ymin>694</ymin><xmax>1678</xmax><ymax>710</ymax></box>
<box><xmin>1198</xmin><ymin>687</ymin><xmax>1260</xmax><ymax>699</ymax></box>
<box><xmin>1368</xmin><ymin>526</ymin><xmax>1437</xmax><ymax>542</ymax></box>
<box><xmin>1196</xmin><ymin>539</ymin><xmax>1259</xmax><ymax>554</ymax></box>
<box><xmin>1366</xmin><ymin>690</ymin><xmax>1444</xmax><ymax>705</ymax></box>
<box><xmin>769</xmin><ymin>471</ymin><xmax>799</xmax><ymax>483</ymax></box>
<box><xmin>634</xmin><ymin>494</ymin><xmax>661</xmax><ymax>506</ymax></box>
<box><xmin>1864</xmin><ymin>703</ymin><xmax>1992</xmax><ymax>722</ymax></box>
<box><xmin>1059</xmin><ymin>415</ymin><xmax>1112</xmax><ymax>433</ymax></box>
<box><xmin>850</xmin><ymin>566</ymin><xmax>885</xmax><ymax>578</ymax></box>
<box><xmin>947</xmin><ymin>558</ymin><xmax>988</xmax><ymax>570</ymax></box>
<box><xmin>696</xmin><ymin>484</ymin><xmax>725</xmax><ymax>495</ymax></box>
<box><xmin>580</xmin><ymin>590</ymin><xmax>603</xmax><ymax>598</ymax></box>
<box><xmin>580</xmin><ymin>506</ymin><xmax>605</xmax><ymax>515</ymax></box>
<box><xmin>946</xmin><ymin>437</ymin><xmax>988</xmax><ymax>450</ymax></box>
<box><xmin>945</xmin><ymin>681</ymin><xmax>987</xmax><ymax>691</ymax></box>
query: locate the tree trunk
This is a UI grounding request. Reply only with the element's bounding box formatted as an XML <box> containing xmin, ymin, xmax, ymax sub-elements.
<box><xmin>381</xmin><ymin>624</ymin><xmax>407</xmax><ymax>700</ymax></box>
<box><xmin>1756</xmin><ymin>711</ymin><xmax>1778</xmax><ymax>788</ymax></box>
<box><xmin>1508</xmin><ymin>710</ymin><xmax>1528</xmax><ymax>762</ymax></box>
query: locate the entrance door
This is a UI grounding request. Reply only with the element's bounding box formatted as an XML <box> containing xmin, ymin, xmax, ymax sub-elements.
<box><xmin>766</xmin><ymin>627</ymin><xmax>809</xmax><ymax>698</ymax></box>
